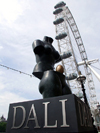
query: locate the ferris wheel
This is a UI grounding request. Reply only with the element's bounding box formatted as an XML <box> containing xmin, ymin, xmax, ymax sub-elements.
<box><xmin>53</xmin><ymin>1</ymin><xmax>99</xmax><ymax>116</ymax></box>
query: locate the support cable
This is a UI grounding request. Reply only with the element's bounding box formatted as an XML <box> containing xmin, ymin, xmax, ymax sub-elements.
<box><xmin>0</xmin><ymin>64</ymin><xmax>33</xmax><ymax>77</ymax></box>
<box><xmin>91</xmin><ymin>65</ymin><xmax>100</xmax><ymax>71</ymax></box>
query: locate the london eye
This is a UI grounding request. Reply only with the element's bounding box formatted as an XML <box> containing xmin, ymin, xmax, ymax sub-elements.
<box><xmin>53</xmin><ymin>1</ymin><xmax>100</xmax><ymax>126</ymax></box>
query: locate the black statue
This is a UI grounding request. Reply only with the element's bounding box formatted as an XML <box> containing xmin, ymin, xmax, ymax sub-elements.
<box><xmin>32</xmin><ymin>36</ymin><xmax>72</xmax><ymax>98</ymax></box>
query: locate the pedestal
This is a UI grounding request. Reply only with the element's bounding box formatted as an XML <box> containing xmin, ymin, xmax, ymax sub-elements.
<box><xmin>6</xmin><ymin>94</ymin><xmax>95</xmax><ymax>133</ymax></box>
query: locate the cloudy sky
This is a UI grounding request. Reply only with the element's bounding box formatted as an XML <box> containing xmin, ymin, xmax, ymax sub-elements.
<box><xmin>0</xmin><ymin>0</ymin><xmax>100</xmax><ymax>119</ymax></box>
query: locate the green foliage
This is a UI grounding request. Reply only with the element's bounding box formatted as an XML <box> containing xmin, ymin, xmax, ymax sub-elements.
<box><xmin>0</xmin><ymin>122</ymin><xmax>7</xmax><ymax>132</ymax></box>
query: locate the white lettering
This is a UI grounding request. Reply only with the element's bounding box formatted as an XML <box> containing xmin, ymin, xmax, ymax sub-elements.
<box><xmin>12</xmin><ymin>106</ymin><xmax>26</xmax><ymax>129</ymax></box>
<box><xmin>43</xmin><ymin>102</ymin><xmax>57</xmax><ymax>128</ymax></box>
<box><xmin>24</xmin><ymin>104</ymin><xmax>40</xmax><ymax>128</ymax></box>
<box><xmin>59</xmin><ymin>99</ymin><xmax>69</xmax><ymax>127</ymax></box>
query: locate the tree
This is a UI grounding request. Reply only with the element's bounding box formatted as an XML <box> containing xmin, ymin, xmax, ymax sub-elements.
<box><xmin>0</xmin><ymin>122</ymin><xmax>7</xmax><ymax>132</ymax></box>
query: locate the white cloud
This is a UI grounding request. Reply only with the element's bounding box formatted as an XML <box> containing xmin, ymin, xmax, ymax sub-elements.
<box><xmin>0</xmin><ymin>91</ymin><xmax>28</xmax><ymax>118</ymax></box>
<box><xmin>0</xmin><ymin>83</ymin><xmax>5</xmax><ymax>90</ymax></box>
<box><xmin>0</xmin><ymin>0</ymin><xmax>23</xmax><ymax>25</ymax></box>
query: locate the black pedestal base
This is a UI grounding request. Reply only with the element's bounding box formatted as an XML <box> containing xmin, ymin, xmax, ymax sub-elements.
<box><xmin>6</xmin><ymin>94</ymin><xmax>95</xmax><ymax>133</ymax></box>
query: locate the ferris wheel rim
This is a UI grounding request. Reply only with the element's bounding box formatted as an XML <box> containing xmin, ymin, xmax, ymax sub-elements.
<box><xmin>53</xmin><ymin>3</ymin><xmax>98</xmax><ymax>112</ymax></box>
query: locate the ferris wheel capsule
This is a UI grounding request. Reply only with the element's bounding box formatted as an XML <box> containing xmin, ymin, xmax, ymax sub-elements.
<box><xmin>53</xmin><ymin>18</ymin><xmax>64</xmax><ymax>25</ymax></box>
<box><xmin>54</xmin><ymin>1</ymin><xmax>66</xmax><ymax>9</ymax></box>
<box><xmin>53</xmin><ymin>8</ymin><xmax>63</xmax><ymax>15</ymax></box>
<box><xmin>55</xmin><ymin>32</ymin><xmax>67</xmax><ymax>40</ymax></box>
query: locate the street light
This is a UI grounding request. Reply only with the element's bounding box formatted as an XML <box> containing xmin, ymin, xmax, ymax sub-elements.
<box><xmin>77</xmin><ymin>71</ymin><xmax>99</xmax><ymax>132</ymax></box>
<box><xmin>77</xmin><ymin>71</ymin><xmax>89</xmax><ymax>107</ymax></box>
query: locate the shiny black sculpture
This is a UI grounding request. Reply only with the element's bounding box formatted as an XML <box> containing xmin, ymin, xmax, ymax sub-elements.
<box><xmin>32</xmin><ymin>36</ymin><xmax>72</xmax><ymax>98</ymax></box>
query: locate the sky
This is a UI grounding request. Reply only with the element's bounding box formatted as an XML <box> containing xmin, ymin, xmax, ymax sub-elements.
<box><xmin>0</xmin><ymin>0</ymin><xmax>100</xmax><ymax>119</ymax></box>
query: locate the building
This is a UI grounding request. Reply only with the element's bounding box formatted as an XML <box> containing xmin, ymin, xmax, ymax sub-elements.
<box><xmin>0</xmin><ymin>115</ymin><xmax>7</xmax><ymax>122</ymax></box>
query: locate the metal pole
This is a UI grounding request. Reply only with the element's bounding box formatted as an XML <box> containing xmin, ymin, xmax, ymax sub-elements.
<box><xmin>80</xmin><ymin>81</ymin><xmax>89</xmax><ymax>108</ymax></box>
<box><xmin>88</xmin><ymin>65</ymin><xmax>100</xmax><ymax>82</ymax></box>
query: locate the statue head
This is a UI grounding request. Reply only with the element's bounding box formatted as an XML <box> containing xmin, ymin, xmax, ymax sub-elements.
<box><xmin>56</xmin><ymin>65</ymin><xmax>64</xmax><ymax>74</ymax></box>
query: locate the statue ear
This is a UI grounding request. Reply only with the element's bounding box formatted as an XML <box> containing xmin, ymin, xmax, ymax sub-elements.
<box><xmin>32</xmin><ymin>40</ymin><xmax>45</xmax><ymax>54</ymax></box>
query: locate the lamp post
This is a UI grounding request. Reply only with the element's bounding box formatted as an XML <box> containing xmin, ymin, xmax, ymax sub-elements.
<box><xmin>77</xmin><ymin>71</ymin><xmax>99</xmax><ymax>132</ymax></box>
<box><xmin>77</xmin><ymin>71</ymin><xmax>89</xmax><ymax>107</ymax></box>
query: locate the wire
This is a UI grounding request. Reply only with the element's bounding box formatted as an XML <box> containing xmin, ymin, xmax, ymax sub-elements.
<box><xmin>0</xmin><ymin>64</ymin><xmax>33</xmax><ymax>77</ymax></box>
<box><xmin>91</xmin><ymin>64</ymin><xmax>100</xmax><ymax>71</ymax></box>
